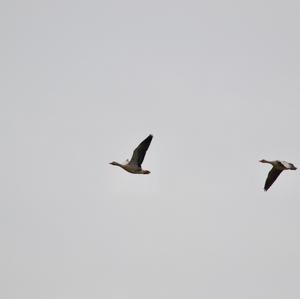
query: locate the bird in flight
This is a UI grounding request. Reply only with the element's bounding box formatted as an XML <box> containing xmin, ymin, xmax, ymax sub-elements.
<box><xmin>110</xmin><ymin>134</ymin><xmax>153</xmax><ymax>174</ymax></box>
<box><xmin>260</xmin><ymin>159</ymin><xmax>297</xmax><ymax>191</ymax></box>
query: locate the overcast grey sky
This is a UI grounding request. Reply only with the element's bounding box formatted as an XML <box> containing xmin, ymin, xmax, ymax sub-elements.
<box><xmin>1</xmin><ymin>0</ymin><xmax>300</xmax><ymax>298</ymax></box>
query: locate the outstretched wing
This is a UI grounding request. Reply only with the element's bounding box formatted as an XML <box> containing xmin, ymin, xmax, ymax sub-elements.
<box><xmin>128</xmin><ymin>135</ymin><xmax>153</xmax><ymax>167</ymax></box>
<box><xmin>264</xmin><ymin>167</ymin><xmax>283</xmax><ymax>191</ymax></box>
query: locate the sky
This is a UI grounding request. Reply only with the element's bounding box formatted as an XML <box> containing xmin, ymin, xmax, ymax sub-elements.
<box><xmin>1</xmin><ymin>0</ymin><xmax>300</xmax><ymax>298</ymax></box>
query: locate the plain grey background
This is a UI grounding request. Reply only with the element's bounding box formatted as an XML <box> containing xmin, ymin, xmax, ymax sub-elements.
<box><xmin>1</xmin><ymin>0</ymin><xmax>300</xmax><ymax>298</ymax></box>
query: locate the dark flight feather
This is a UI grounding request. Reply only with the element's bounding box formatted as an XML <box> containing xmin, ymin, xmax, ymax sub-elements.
<box><xmin>264</xmin><ymin>167</ymin><xmax>283</xmax><ymax>191</ymax></box>
<box><xmin>129</xmin><ymin>135</ymin><xmax>153</xmax><ymax>167</ymax></box>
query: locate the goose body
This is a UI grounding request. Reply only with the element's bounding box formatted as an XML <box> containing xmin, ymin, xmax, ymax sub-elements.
<box><xmin>110</xmin><ymin>135</ymin><xmax>153</xmax><ymax>174</ymax></box>
<box><xmin>260</xmin><ymin>159</ymin><xmax>297</xmax><ymax>191</ymax></box>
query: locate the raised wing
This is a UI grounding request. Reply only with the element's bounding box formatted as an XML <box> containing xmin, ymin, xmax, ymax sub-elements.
<box><xmin>264</xmin><ymin>167</ymin><xmax>283</xmax><ymax>191</ymax></box>
<box><xmin>128</xmin><ymin>135</ymin><xmax>153</xmax><ymax>167</ymax></box>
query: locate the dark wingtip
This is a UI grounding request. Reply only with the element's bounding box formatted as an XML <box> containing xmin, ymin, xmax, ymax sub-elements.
<box><xmin>146</xmin><ymin>134</ymin><xmax>153</xmax><ymax>141</ymax></box>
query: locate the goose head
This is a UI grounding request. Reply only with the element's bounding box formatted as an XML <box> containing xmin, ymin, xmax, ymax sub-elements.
<box><xmin>142</xmin><ymin>170</ymin><xmax>151</xmax><ymax>174</ymax></box>
<box><xmin>110</xmin><ymin>161</ymin><xmax>119</xmax><ymax>166</ymax></box>
<box><xmin>259</xmin><ymin>159</ymin><xmax>269</xmax><ymax>163</ymax></box>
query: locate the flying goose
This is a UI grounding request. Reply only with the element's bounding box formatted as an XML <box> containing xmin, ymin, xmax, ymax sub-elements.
<box><xmin>260</xmin><ymin>159</ymin><xmax>297</xmax><ymax>191</ymax></box>
<box><xmin>110</xmin><ymin>134</ymin><xmax>153</xmax><ymax>174</ymax></box>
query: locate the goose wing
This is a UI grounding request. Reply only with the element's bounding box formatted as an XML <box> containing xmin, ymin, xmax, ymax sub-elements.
<box><xmin>128</xmin><ymin>135</ymin><xmax>153</xmax><ymax>167</ymax></box>
<box><xmin>264</xmin><ymin>167</ymin><xmax>283</xmax><ymax>191</ymax></box>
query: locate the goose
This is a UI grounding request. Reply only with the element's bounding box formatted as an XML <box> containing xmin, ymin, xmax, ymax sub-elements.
<box><xmin>110</xmin><ymin>134</ymin><xmax>153</xmax><ymax>174</ymax></box>
<box><xmin>260</xmin><ymin>159</ymin><xmax>297</xmax><ymax>191</ymax></box>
